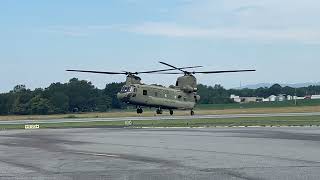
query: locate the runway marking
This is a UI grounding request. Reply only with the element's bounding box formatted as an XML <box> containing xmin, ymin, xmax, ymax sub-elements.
<box><xmin>24</xmin><ymin>124</ymin><xmax>40</xmax><ymax>129</ymax></box>
<box><xmin>73</xmin><ymin>151</ymin><xmax>120</xmax><ymax>158</ymax></box>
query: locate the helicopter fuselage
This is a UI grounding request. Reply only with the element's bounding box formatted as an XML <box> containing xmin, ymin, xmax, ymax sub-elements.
<box><xmin>117</xmin><ymin>84</ymin><xmax>198</xmax><ymax>110</ymax></box>
<box><xmin>67</xmin><ymin>61</ymin><xmax>255</xmax><ymax>115</ymax></box>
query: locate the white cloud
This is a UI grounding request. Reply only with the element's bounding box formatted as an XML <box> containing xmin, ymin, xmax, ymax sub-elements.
<box><xmin>121</xmin><ymin>0</ymin><xmax>320</xmax><ymax>43</ymax></box>
<box><xmin>128</xmin><ymin>22</ymin><xmax>320</xmax><ymax>43</ymax></box>
<box><xmin>176</xmin><ymin>0</ymin><xmax>320</xmax><ymax>28</ymax></box>
<box><xmin>43</xmin><ymin>24</ymin><xmax>128</xmax><ymax>37</ymax></box>
<box><xmin>42</xmin><ymin>0</ymin><xmax>320</xmax><ymax>44</ymax></box>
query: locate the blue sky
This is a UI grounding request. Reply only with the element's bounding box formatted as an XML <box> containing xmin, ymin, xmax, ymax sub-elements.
<box><xmin>1</xmin><ymin>0</ymin><xmax>320</xmax><ymax>92</ymax></box>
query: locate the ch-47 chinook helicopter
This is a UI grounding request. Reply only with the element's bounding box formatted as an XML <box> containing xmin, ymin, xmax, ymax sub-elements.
<box><xmin>67</xmin><ymin>62</ymin><xmax>255</xmax><ymax>115</ymax></box>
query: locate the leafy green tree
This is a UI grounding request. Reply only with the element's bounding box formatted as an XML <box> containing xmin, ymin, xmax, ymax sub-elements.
<box><xmin>255</xmin><ymin>87</ymin><xmax>270</xmax><ymax>98</ymax></box>
<box><xmin>13</xmin><ymin>84</ymin><xmax>26</xmax><ymax>93</ymax></box>
<box><xmin>104</xmin><ymin>82</ymin><xmax>125</xmax><ymax>108</ymax></box>
<box><xmin>282</xmin><ymin>86</ymin><xmax>295</xmax><ymax>96</ymax></box>
<box><xmin>197</xmin><ymin>84</ymin><xmax>232</xmax><ymax>104</ymax></box>
<box><xmin>49</xmin><ymin>92</ymin><xmax>69</xmax><ymax>113</ymax></box>
<box><xmin>0</xmin><ymin>94</ymin><xmax>8</xmax><ymax>115</ymax></box>
<box><xmin>269</xmin><ymin>84</ymin><xmax>282</xmax><ymax>95</ymax></box>
<box><xmin>10</xmin><ymin>85</ymin><xmax>33</xmax><ymax>115</ymax></box>
<box><xmin>29</xmin><ymin>95</ymin><xmax>52</xmax><ymax>115</ymax></box>
<box><xmin>66</xmin><ymin>78</ymin><xmax>96</xmax><ymax>112</ymax></box>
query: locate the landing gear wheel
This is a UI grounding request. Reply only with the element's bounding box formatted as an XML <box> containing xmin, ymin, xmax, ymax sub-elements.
<box><xmin>191</xmin><ymin>110</ymin><xmax>194</xmax><ymax>116</ymax></box>
<box><xmin>169</xmin><ymin>110</ymin><xmax>173</xmax><ymax>116</ymax></box>
<box><xmin>137</xmin><ymin>108</ymin><xmax>143</xmax><ymax>114</ymax></box>
<box><xmin>156</xmin><ymin>108</ymin><xmax>163</xmax><ymax>114</ymax></box>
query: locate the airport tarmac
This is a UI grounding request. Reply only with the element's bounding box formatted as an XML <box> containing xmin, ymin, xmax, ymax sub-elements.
<box><xmin>1</xmin><ymin>127</ymin><xmax>320</xmax><ymax>180</ymax></box>
<box><xmin>1</xmin><ymin>112</ymin><xmax>320</xmax><ymax>125</ymax></box>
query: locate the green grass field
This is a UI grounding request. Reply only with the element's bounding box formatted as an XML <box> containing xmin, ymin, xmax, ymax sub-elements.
<box><xmin>1</xmin><ymin>99</ymin><xmax>320</xmax><ymax>121</ymax></box>
<box><xmin>1</xmin><ymin>115</ymin><xmax>320</xmax><ymax>130</ymax></box>
<box><xmin>196</xmin><ymin>99</ymin><xmax>320</xmax><ymax>110</ymax></box>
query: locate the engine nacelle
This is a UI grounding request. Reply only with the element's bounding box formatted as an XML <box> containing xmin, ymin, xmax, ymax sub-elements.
<box><xmin>181</xmin><ymin>85</ymin><xmax>195</xmax><ymax>93</ymax></box>
<box><xmin>126</xmin><ymin>75</ymin><xmax>141</xmax><ymax>85</ymax></box>
<box><xmin>176</xmin><ymin>75</ymin><xmax>197</xmax><ymax>93</ymax></box>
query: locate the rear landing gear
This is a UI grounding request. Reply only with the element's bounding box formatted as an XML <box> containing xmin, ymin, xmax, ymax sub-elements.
<box><xmin>169</xmin><ymin>109</ymin><xmax>173</xmax><ymax>115</ymax></box>
<box><xmin>191</xmin><ymin>110</ymin><xmax>194</xmax><ymax>116</ymax></box>
<box><xmin>137</xmin><ymin>108</ymin><xmax>143</xmax><ymax>114</ymax></box>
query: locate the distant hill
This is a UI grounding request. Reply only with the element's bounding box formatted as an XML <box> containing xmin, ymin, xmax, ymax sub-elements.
<box><xmin>235</xmin><ymin>82</ymin><xmax>320</xmax><ymax>89</ymax></box>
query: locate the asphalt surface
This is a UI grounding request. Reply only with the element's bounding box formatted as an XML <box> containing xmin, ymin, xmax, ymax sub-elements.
<box><xmin>1</xmin><ymin>127</ymin><xmax>320</xmax><ymax>180</ymax></box>
<box><xmin>1</xmin><ymin>112</ymin><xmax>320</xmax><ymax>125</ymax></box>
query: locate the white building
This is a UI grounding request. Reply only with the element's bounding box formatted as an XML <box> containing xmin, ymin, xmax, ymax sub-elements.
<box><xmin>311</xmin><ymin>95</ymin><xmax>320</xmax><ymax>100</ymax></box>
<box><xmin>241</xmin><ymin>97</ymin><xmax>257</xmax><ymax>103</ymax></box>
<box><xmin>230</xmin><ymin>94</ymin><xmax>241</xmax><ymax>103</ymax></box>
<box><xmin>268</xmin><ymin>95</ymin><xmax>277</xmax><ymax>102</ymax></box>
<box><xmin>263</xmin><ymin>98</ymin><xmax>270</xmax><ymax>102</ymax></box>
<box><xmin>295</xmin><ymin>96</ymin><xmax>305</xmax><ymax>100</ymax></box>
<box><xmin>277</xmin><ymin>94</ymin><xmax>286</xmax><ymax>102</ymax></box>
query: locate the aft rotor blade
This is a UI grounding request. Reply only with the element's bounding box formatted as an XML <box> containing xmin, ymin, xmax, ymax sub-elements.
<box><xmin>156</xmin><ymin>72</ymin><xmax>184</xmax><ymax>74</ymax></box>
<box><xmin>137</xmin><ymin>66</ymin><xmax>203</xmax><ymax>74</ymax></box>
<box><xmin>66</xmin><ymin>70</ymin><xmax>127</xmax><ymax>74</ymax></box>
<box><xmin>159</xmin><ymin>61</ymin><xmax>187</xmax><ymax>73</ymax></box>
<box><xmin>193</xmin><ymin>70</ymin><xmax>256</xmax><ymax>74</ymax></box>
<box><xmin>157</xmin><ymin>69</ymin><xmax>256</xmax><ymax>74</ymax></box>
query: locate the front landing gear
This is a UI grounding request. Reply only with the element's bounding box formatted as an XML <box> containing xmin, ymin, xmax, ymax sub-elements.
<box><xmin>156</xmin><ymin>108</ymin><xmax>163</xmax><ymax>115</ymax></box>
<box><xmin>137</xmin><ymin>107</ymin><xmax>143</xmax><ymax>114</ymax></box>
<box><xmin>191</xmin><ymin>110</ymin><xmax>194</xmax><ymax>116</ymax></box>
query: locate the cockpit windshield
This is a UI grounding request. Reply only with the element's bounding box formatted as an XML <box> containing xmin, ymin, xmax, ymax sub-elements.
<box><xmin>120</xmin><ymin>86</ymin><xmax>134</xmax><ymax>93</ymax></box>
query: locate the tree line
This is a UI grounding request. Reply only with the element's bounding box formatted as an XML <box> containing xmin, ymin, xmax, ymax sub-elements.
<box><xmin>0</xmin><ymin>78</ymin><xmax>320</xmax><ymax>115</ymax></box>
<box><xmin>0</xmin><ymin>78</ymin><xmax>124</xmax><ymax>115</ymax></box>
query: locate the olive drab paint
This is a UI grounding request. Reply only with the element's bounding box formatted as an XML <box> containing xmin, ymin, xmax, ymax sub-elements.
<box><xmin>67</xmin><ymin>61</ymin><xmax>255</xmax><ymax>115</ymax></box>
<box><xmin>117</xmin><ymin>79</ymin><xmax>197</xmax><ymax>111</ymax></box>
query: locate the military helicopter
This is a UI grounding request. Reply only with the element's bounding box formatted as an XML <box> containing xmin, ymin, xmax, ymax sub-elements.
<box><xmin>67</xmin><ymin>62</ymin><xmax>255</xmax><ymax>115</ymax></box>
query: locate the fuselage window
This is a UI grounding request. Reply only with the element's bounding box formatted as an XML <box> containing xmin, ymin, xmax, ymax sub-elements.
<box><xmin>155</xmin><ymin>92</ymin><xmax>158</xmax><ymax>97</ymax></box>
<box><xmin>143</xmin><ymin>90</ymin><xmax>148</xmax><ymax>95</ymax></box>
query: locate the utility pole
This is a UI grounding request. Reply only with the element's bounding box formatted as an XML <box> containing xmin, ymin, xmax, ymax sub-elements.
<box><xmin>294</xmin><ymin>88</ymin><xmax>297</xmax><ymax>106</ymax></box>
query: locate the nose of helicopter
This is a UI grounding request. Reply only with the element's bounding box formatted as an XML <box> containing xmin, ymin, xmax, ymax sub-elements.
<box><xmin>117</xmin><ymin>92</ymin><xmax>132</xmax><ymax>102</ymax></box>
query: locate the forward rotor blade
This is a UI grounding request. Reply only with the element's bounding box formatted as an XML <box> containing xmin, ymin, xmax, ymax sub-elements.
<box><xmin>193</xmin><ymin>70</ymin><xmax>256</xmax><ymax>74</ymax></box>
<box><xmin>66</xmin><ymin>70</ymin><xmax>127</xmax><ymax>74</ymax></box>
<box><xmin>66</xmin><ymin>66</ymin><xmax>203</xmax><ymax>75</ymax></box>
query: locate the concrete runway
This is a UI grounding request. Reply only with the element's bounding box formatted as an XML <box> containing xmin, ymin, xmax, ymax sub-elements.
<box><xmin>1</xmin><ymin>112</ymin><xmax>320</xmax><ymax>125</ymax></box>
<box><xmin>1</xmin><ymin>127</ymin><xmax>320</xmax><ymax>180</ymax></box>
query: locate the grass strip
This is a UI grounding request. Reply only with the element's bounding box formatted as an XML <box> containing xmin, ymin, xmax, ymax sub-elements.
<box><xmin>1</xmin><ymin>116</ymin><xmax>320</xmax><ymax>130</ymax></box>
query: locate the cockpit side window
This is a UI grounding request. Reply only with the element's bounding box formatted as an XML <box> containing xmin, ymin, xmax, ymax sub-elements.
<box><xmin>121</xmin><ymin>86</ymin><xmax>133</xmax><ymax>93</ymax></box>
